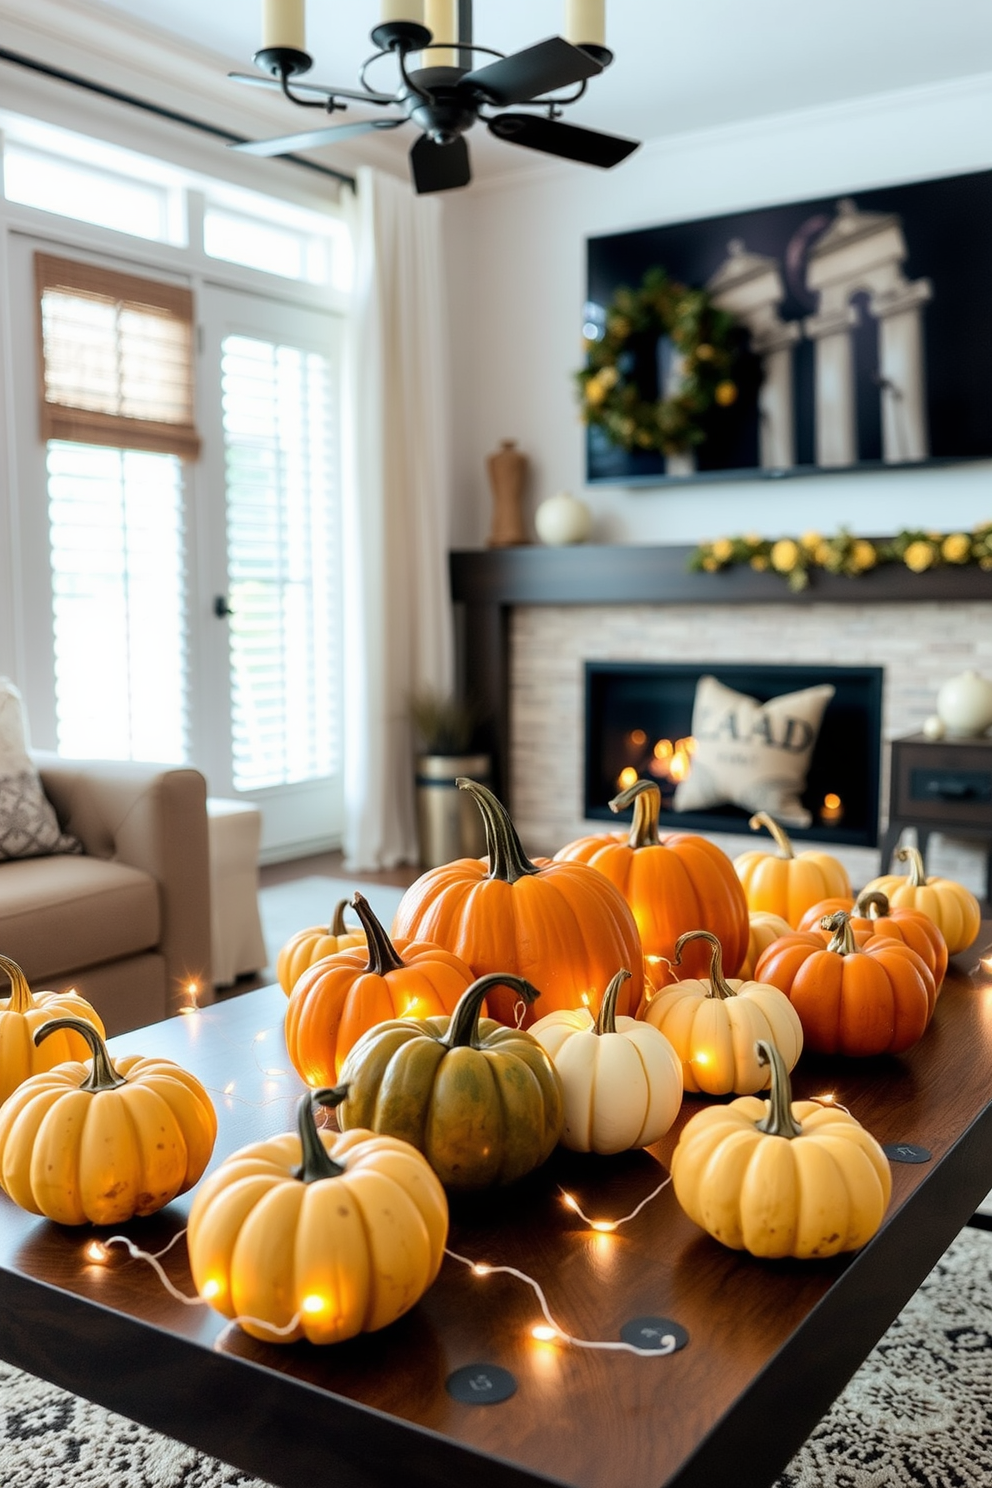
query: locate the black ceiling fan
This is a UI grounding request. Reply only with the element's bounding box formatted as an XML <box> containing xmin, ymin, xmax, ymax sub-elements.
<box><xmin>228</xmin><ymin>2</ymin><xmax>639</xmax><ymax>194</ymax></box>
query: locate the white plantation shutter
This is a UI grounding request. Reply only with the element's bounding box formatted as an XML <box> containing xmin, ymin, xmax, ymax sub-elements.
<box><xmin>221</xmin><ymin>333</ymin><xmax>341</xmax><ymax>792</ymax></box>
<box><xmin>47</xmin><ymin>441</ymin><xmax>188</xmax><ymax>762</ymax></box>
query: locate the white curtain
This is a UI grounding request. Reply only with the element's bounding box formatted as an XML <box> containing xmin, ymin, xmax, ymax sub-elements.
<box><xmin>342</xmin><ymin>166</ymin><xmax>455</xmax><ymax>870</ymax></box>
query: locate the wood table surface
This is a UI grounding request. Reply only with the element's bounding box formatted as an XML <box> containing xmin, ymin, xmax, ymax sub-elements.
<box><xmin>2</xmin><ymin>932</ymin><xmax>992</xmax><ymax>1488</ymax></box>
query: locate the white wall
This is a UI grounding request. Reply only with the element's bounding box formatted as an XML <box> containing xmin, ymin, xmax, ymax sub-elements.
<box><xmin>443</xmin><ymin>72</ymin><xmax>992</xmax><ymax>550</ymax></box>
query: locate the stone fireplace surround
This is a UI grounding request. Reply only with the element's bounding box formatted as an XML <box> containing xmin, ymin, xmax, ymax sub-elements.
<box><xmin>450</xmin><ymin>545</ymin><xmax>992</xmax><ymax>895</ymax></box>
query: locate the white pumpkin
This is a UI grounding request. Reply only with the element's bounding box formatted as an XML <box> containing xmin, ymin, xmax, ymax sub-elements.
<box><xmin>739</xmin><ymin>910</ymin><xmax>793</xmax><ymax>980</ymax></box>
<box><xmin>641</xmin><ymin>929</ymin><xmax>803</xmax><ymax>1096</ymax></box>
<box><xmin>530</xmin><ymin>970</ymin><xmax>683</xmax><ymax>1154</ymax></box>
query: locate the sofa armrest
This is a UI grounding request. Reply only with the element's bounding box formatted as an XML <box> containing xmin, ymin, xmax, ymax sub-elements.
<box><xmin>34</xmin><ymin>754</ymin><xmax>214</xmax><ymax>1014</ymax></box>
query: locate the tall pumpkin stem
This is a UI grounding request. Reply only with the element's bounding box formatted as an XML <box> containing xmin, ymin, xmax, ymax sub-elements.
<box><xmin>351</xmin><ymin>892</ymin><xmax>406</xmax><ymax>974</ymax></box>
<box><xmin>896</xmin><ymin>846</ymin><xmax>929</xmax><ymax>888</ymax></box>
<box><xmin>673</xmin><ymin>929</ymin><xmax>734</xmax><ymax>999</ymax></box>
<box><xmin>34</xmin><ymin>1017</ymin><xmax>127</xmax><ymax>1093</ymax></box>
<box><xmin>295</xmin><ymin>1089</ymin><xmax>347</xmax><ymax>1183</ymax></box>
<box><xmin>754</xmin><ymin>1040</ymin><xmax>803</xmax><ymax>1139</ymax></box>
<box><xmin>821</xmin><ymin>911</ymin><xmax>859</xmax><ymax>957</ymax></box>
<box><xmin>0</xmin><ymin>953</ymin><xmax>35</xmax><ymax>1014</ymax></box>
<box><xmin>443</xmin><ymin>974</ymin><xmax>541</xmax><ymax>1049</ymax></box>
<box><xmin>330</xmin><ymin>900</ymin><xmax>351</xmax><ymax>937</ymax></box>
<box><xmin>748</xmin><ymin>811</ymin><xmax>795</xmax><ymax>860</ymax></box>
<box><xmin>595</xmin><ymin>970</ymin><xmax>631</xmax><ymax>1034</ymax></box>
<box><xmin>854</xmin><ymin>890</ymin><xmax>890</xmax><ymax>921</ymax></box>
<box><xmin>609</xmin><ymin>780</ymin><xmax>662</xmax><ymax>848</ymax></box>
<box><xmin>456</xmin><ymin>778</ymin><xmax>540</xmax><ymax>884</ymax></box>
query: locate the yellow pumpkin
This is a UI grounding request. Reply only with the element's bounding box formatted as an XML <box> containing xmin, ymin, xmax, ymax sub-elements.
<box><xmin>734</xmin><ymin>811</ymin><xmax>852</xmax><ymax>927</ymax></box>
<box><xmin>0</xmin><ymin>1017</ymin><xmax>217</xmax><ymax>1225</ymax></box>
<box><xmin>738</xmin><ymin>911</ymin><xmax>793</xmax><ymax>980</ymax></box>
<box><xmin>187</xmin><ymin>1089</ymin><xmax>448</xmax><ymax>1345</ymax></box>
<box><xmin>0</xmin><ymin>952</ymin><xmax>106</xmax><ymax>1105</ymax></box>
<box><xmin>671</xmin><ymin>1040</ymin><xmax>892</xmax><ymax>1259</ymax></box>
<box><xmin>277</xmin><ymin>899</ymin><xmax>367</xmax><ymax>995</ymax></box>
<box><xmin>861</xmin><ymin>846</ymin><xmax>981</xmax><ymax>956</ymax></box>
<box><xmin>529</xmin><ymin>969</ymin><xmax>683</xmax><ymax>1153</ymax></box>
<box><xmin>640</xmin><ymin>929</ymin><xmax>803</xmax><ymax>1095</ymax></box>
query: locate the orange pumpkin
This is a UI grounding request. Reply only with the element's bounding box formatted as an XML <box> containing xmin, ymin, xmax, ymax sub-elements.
<box><xmin>860</xmin><ymin>847</ymin><xmax>981</xmax><ymax>956</ymax></box>
<box><xmin>553</xmin><ymin>779</ymin><xmax>749</xmax><ymax>988</ymax></box>
<box><xmin>391</xmin><ymin>779</ymin><xmax>644</xmax><ymax>1028</ymax></box>
<box><xmin>797</xmin><ymin>890</ymin><xmax>948</xmax><ymax>989</ymax></box>
<box><xmin>0</xmin><ymin>953</ymin><xmax>106</xmax><ymax>1106</ymax></box>
<box><xmin>284</xmin><ymin>893</ymin><xmax>476</xmax><ymax>1086</ymax></box>
<box><xmin>754</xmin><ymin>911</ymin><xmax>937</xmax><ymax>1057</ymax></box>
<box><xmin>277</xmin><ymin>899</ymin><xmax>367</xmax><ymax>995</ymax></box>
<box><xmin>734</xmin><ymin>812</ymin><xmax>852</xmax><ymax>927</ymax></box>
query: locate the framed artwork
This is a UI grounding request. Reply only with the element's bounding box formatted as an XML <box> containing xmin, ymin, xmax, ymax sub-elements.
<box><xmin>584</xmin><ymin>169</ymin><xmax>992</xmax><ymax>485</ymax></box>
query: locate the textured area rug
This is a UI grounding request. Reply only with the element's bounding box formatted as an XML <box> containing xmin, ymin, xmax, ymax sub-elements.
<box><xmin>2</xmin><ymin>1226</ymin><xmax>991</xmax><ymax>1488</ymax></box>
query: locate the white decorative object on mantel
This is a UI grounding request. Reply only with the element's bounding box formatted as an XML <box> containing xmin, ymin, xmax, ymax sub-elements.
<box><xmin>535</xmin><ymin>491</ymin><xmax>592</xmax><ymax>545</ymax></box>
<box><xmin>922</xmin><ymin>714</ymin><xmax>946</xmax><ymax>740</ymax></box>
<box><xmin>935</xmin><ymin>670</ymin><xmax>992</xmax><ymax>738</ymax></box>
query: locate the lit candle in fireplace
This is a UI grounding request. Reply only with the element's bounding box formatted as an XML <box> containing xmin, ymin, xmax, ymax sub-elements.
<box><xmin>820</xmin><ymin>793</ymin><xmax>844</xmax><ymax>824</ymax></box>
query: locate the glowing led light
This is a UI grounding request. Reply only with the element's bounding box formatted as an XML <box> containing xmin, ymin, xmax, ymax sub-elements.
<box><xmin>617</xmin><ymin>766</ymin><xmax>639</xmax><ymax>791</ymax></box>
<box><xmin>580</xmin><ymin>991</ymin><xmax>591</xmax><ymax>1008</ymax></box>
<box><xmin>669</xmin><ymin>750</ymin><xmax>690</xmax><ymax>783</ymax></box>
<box><xmin>532</xmin><ymin>1324</ymin><xmax>558</xmax><ymax>1341</ymax></box>
<box><xmin>982</xmin><ymin>955</ymin><xmax>992</xmax><ymax>973</ymax></box>
<box><xmin>653</xmin><ymin>738</ymin><xmax>673</xmax><ymax>761</ymax></box>
<box><xmin>302</xmin><ymin>1294</ymin><xmax>327</xmax><ymax>1314</ymax></box>
<box><xmin>472</xmin><ymin>1263</ymin><xmax>491</xmax><ymax>1276</ymax></box>
<box><xmin>224</xmin><ymin>1081</ymin><xmax>236</xmax><ymax>1096</ymax></box>
<box><xmin>404</xmin><ymin>998</ymin><xmax>420</xmax><ymax>1016</ymax></box>
<box><xmin>561</xmin><ymin>1192</ymin><xmax>580</xmax><ymax>1213</ymax></box>
<box><xmin>628</xmin><ymin>729</ymin><xmax>647</xmax><ymax>748</ymax></box>
<box><xmin>590</xmin><ymin>1220</ymin><xmax>617</xmax><ymax>1233</ymax></box>
<box><xmin>693</xmin><ymin>1051</ymin><xmax>710</xmax><ymax>1066</ymax></box>
<box><xmin>179</xmin><ymin>980</ymin><xmax>201</xmax><ymax>1015</ymax></box>
<box><xmin>85</xmin><ymin>1240</ymin><xmax>109</xmax><ymax>1263</ymax></box>
<box><xmin>202</xmin><ymin>1278</ymin><xmax>222</xmax><ymax>1300</ymax></box>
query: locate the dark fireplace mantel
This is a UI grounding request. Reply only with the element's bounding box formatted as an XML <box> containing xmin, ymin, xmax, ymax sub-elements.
<box><xmin>449</xmin><ymin>543</ymin><xmax>992</xmax><ymax>798</ymax></box>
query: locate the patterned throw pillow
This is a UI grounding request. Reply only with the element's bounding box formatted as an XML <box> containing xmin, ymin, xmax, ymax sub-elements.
<box><xmin>672</xmin><ymin>674</ymin><xmax>835</xmax><ymax>828</ymax></box>
<box><xmin>0</xmin><ymin>679</ymin><xmax>81</xmax><ymax>861</ymax></box>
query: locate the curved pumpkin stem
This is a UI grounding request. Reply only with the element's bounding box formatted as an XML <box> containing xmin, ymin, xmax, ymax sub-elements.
<box><xmin>443</xmin><ymin>973</ymin><xmax>541</xmax><ymax>1049</ymax></box>
<box><xmin>609</xmin><ymin>780</ymin><xmax>662</xmax><ymax>849</ymax></box>
<box><xmin>0</xmin><ymin>953</ymin><xmax>34</xmax><ymax>1014</ymax></box>
<box><xmin>330</xmin><ymin>899</ymin><xmax>352</xmax><ymax>937</ymax></box>
<box><xmin>351</xmin><ymin>892</ymin><xmax>405</xmax><ymax>975</ymax></box>
<box><xmin>34</xmin><ymin>1016</ymin><xmax>126</xmax><ymax>1093</ymax></box>
<box><xmin>854</xmin><ymin>890</ymin><xmax>890</xmax><ymax>921</ymax></box>
<box><xmin>295</xmin><ymin>1089</ymin><xmax>347</xmax><ymax>1183</ymax></box>
<box><xmin>673</xmin><ymin>929</ymin><xmax>734</xmax><ymax>1000</ymax></box>
<box><xmin>595</xmin><ymin>970</ymin><xmax>631</xmax><ymax>1035</ymax></box>
<box><xmin>748</xmin><ymin>812</ymin><xmax>795</xmax><ymax>860</ymax></box>
<box><xmin>896</xmin><ymin>845</ymin><xmax>928</xmax><ymax>888</ymax></box>
<box><xmin>456</xmin><ymin>778</ymin><xmax>540</xmax><ymax>885</ymax></box>
<box><xmin>755</xmin><ymin>1040</ymin><xmax>802</xmax><ymax>1139</ymax></box>
<box><xmin>821</xmin><ymin>911</ymin><xmax>859</xmax><ymax>957</ymax></box>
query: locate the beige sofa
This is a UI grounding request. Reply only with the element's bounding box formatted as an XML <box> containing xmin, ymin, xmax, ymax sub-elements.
<box><xmin>0</xmin><ymin>755</ymin><xmax>213</xmax><ymax>1036</ymax></box>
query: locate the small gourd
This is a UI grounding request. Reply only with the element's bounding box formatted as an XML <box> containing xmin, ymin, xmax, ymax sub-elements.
<box><xmin>671</xmin><ymin>1040</ymin><xmax>892</xmax><ymax>1259</ymax></box>
<box><xmin>734</xmin><ymin>812</ymin><xmax>851</xmax><ymax>927</ymax></box>
<box><xmin>739</xmin><ymin>911</ymin><xmax>793</xmax><ymax>980</ymax></box>
<box><xmin>529</xmin><ymin>969</ymin><xmax>683</xmax><ymax>1153</ymax></box>
<box><xmin>277</xmin><ymin>899</ymin><xmax>367</xmax><ymax>995</ymax></box>
<box><xmin>860</xmin><ymin>847</ymin><xmax>981</xmax><ymax>955</ymax></box>
<box><xmin>0</xmin><ymin>1017</ymin><xmax>217</xmax><ymax>1225</ymax></box>
<box><xmin>640</xmin><ymin>929</ymin><xmax>803</xmax><ymax>1095</ymax></box>
<box><xmin>336</xmin><ymin>973</ymin><xmax>564</xmax><ymax>1190</ymax></box>
<box><xmin>187</xmin><ymin>1089</ymin><xmax>448</xmax><ymax>1344</ymax></box>
<box><xmin>0</xmin><ymin>953</ymin><xmax>106</xmax><ymax>1105</ymax></box>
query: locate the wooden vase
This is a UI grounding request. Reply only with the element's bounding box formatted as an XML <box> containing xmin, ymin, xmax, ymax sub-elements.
<box><xmin>485</xmin><ymin>439</ymin><xmax>529</xmax><ymax>547</ymax></box>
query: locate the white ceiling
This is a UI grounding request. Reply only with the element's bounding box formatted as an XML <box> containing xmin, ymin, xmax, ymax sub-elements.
<box><xmin>72</xmin><ymin>0</ymin><xmax>992</xmax><ymax>186</ymax></box>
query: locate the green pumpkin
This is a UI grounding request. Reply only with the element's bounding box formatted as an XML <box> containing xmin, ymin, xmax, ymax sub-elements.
<box><xmin>335</xmin><ymin>974</ymin><xmax>564</xmax><ymax>1190</ymax></box>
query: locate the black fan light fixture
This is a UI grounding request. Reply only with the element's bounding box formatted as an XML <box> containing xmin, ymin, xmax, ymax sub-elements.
<box><xmin>230</xmin><ymin>0</ymin><xmax>640</xmax><ymax>194</ymax></box>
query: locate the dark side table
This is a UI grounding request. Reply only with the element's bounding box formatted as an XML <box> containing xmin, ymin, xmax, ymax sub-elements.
<box><xmin>880</xmin><ymin>733</ymin><xmax>992</xmax><ymax>896</ymax></box>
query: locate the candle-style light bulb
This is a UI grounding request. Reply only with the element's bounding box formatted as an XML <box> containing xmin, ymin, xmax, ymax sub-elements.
<box><xmin>564</xmin><ymin>0</ymin><xmax>606</xmax><ymax>47</ymax></box>
<box><xmin>425</xmin><ymin>0</ymin><xmax>459</xmax><ymax>66</ymax></box>
<box><xmin>262</xmin><ymin>0</ymin><xmax>306</xmax><ymax>52</ymax></box>
<box><xmin>381</xmin><ymin>0</ymin><xmax>424</xmax><ymax>20</ymax></box>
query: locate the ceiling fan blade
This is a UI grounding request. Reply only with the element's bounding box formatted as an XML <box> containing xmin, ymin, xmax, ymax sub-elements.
<box><xmin>461</xmin><ymin>36</ymin><xmax>601</xmax><ymax>107</ymax></box>
<box><xmin>232</xmin><ymin>118</ymin><xmax>404</xmax><ymax>156</ymax></box>
<box><xmin>487</xmin><ymin>113</ymin><xmax>639</xmax><ymax>169</ymax></box>
<box><xmin>409</xmin><ymin>134</ymin><xmax>471</xmax><ymax>194</ymax></box>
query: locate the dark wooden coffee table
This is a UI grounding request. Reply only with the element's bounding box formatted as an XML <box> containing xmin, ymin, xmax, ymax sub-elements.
<box><xmin>2</xmin><ymin>934</ymin><xmax>992</xmax><ymax>1488</ymax></box>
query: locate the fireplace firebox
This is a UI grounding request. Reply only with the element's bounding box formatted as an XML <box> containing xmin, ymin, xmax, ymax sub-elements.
<box><xmin>585</xmin><ymin>662</ymin><xmax>883</xmax><ymax>847</ymax></box>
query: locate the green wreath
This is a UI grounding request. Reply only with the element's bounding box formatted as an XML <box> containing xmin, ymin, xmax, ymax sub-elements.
<box><xmin>576</xmin><ymin>267</ymin><xmax>740</xmax><ymax>456</ymax></box>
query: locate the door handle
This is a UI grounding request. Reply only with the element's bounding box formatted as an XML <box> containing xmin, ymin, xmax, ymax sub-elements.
<box><xmin>213</xmin><ymin>595</ymin><xmax>234</xmax><ymax>618</ymax></box>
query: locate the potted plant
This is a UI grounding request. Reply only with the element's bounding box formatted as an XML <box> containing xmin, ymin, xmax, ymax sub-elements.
<box><xmin>409</xmin><ymin>689</ymin><xmax>491</xmax><ymax>868</ymax></box>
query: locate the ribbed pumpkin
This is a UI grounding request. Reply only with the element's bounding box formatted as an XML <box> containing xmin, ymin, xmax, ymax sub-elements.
<box><xmin>553</xmin><ymin>779</ymin><xmax>749</xmax><ymax>988</ymax></box>
<box><xmin>529</xmin><ymin>969</ymin><xmax>683</xmax><ymax>1153</ymax></box>
<box><xmin>336</xmin><ymin>974</ymin><xmax>564</xmax><ymax>1190</ymax></box>
<box><xmin>739</xmin><ymin>911</ymin><xmax>793</xmax><ymax>980</ymax></box>
<box><xmin>285</xmin><ymin>893</ymin><xmax>475</xmax><ymax>1087</ymax></box>
<box><xmin>0</xmin><ymin>1017</ymin><xmax>217</xmax><ymax>1225</ymax></box>
<box><xmin>671</xmin><ymin>1040</ymin><xmax>892</xmax><ymax>1259</ymax></box>
<box><xmin>277</xmin><ymin>899</ymin><xmax>367</xmax><ymax>995</ymax></box>
<box><xmin>754</xmin><ymin>911</ymin><xmax>937</xmax><ymax>1057</ymax></box>
<box><xmin>797</xmin><ymin>889</ymin><xmax>948</xmax><ymax>988</ymax></box>
<box><xmin>0</xmin><ymin>953</ymin><xmax>106</xmax><ymax>1106</ymax></box>
<box><xmin>861</xmin><ymin>846</ymin><xmax>981</xmax><ymax>955</ymax></box>
<box><xmin>391</xmin><ymin>779</ymin><xmax>644</xmax><ymax>1028</ymax></box>
<box><xmin>734</xmin><ymin>811</ymin><xmax>852</xmax><ymax>927</ymax></box>
<box><xmin>187</xmin><ymin>1089</ymin><xmax>448</xmax><ymax>1344</ymax></box>
<box><xmin>640</xmin><ymin>930</ymin><xmax>803</xmax><ymax>1095</ymax></box>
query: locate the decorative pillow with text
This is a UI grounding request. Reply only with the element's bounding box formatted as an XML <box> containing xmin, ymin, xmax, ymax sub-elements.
<box><xmin>0</xmin><ymin>678</ymin><xmax>81</xmax><ymax>861</ymax></box>
<box><xmin>672</xmin><ymin>674</ymin><xmax>835</xmax><ymax>827</ymax></box>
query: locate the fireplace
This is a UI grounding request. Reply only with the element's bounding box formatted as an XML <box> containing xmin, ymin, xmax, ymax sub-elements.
<box><xmin>584</xmin><ymin>662</ymin><xmax>883</xmax><ymax>847</ymax></box>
